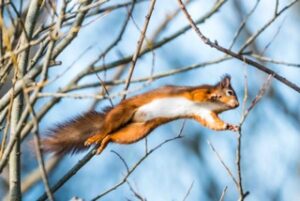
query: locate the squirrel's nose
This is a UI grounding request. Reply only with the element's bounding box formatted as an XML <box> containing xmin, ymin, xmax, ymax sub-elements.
<box><xmin>230</xmin><ymin>99</ymin><xmax>239</xmax><ymax>108</ymax></box>
<box><xmin>234</xmin><ymin>100</ymin><xmax>239</xmax><ymax>107</ymax></box>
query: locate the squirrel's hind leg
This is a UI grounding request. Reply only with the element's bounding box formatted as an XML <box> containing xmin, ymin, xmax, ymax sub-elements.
<box><xmin>91</xmin><ymin>118</ymin><xmax>171</xmax><ymax>154</ymax></box>
<box><xmin>90</xmin><ymin>123</ymin><xmax>148</xmax><ymax>155</ymax></box>
<box><xmin>85</xmin><ymin>122</ymin><xmax>151</xmax><ymax>155</ymax></box>
<box><xmin>84</xmin><ymin>133</ymin><xmax>106</xmax><ymax>146</ymax></box>
<box><xmin>84</xmin><ymin>122</ymin><xmax>150</xmax><ymax>155</ymax></box>
<box><xmin>95</xmin><ymin>135</ymin><xmax>111</xmax><ymax>154</ymax></box>
<box><xmin>110</xmin><ymin>118</ymin><xmax>171</xmax><ymax>144</ymax></box>
<box><xmin>83</xmin><ymin>134</ymin><xmax>112</xmax><ymax>155</ymax></box>
<box><xmin>109</xmin><ymin>122</ymin><xmax>149</xmax><ymax>144</ymax></box>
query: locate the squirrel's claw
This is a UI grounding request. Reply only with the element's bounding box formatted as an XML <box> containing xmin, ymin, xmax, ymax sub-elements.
<box><xmin>96</xmin><ymin>146</ymin><xmax>105</xmax><ymax>155</ymax></box>
<box><xmin>227</xmin><ymin>124</ymin><xmax>240</xmax><ymax>132</ymax></box>
<box><xmin>84</xmin><ymin>134</ymin><xmax>103</xmax><ymax>146</ymax></box>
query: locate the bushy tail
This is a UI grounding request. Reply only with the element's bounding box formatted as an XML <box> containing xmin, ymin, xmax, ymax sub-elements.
<box><xmin>42</xmin><ymin>111</ymin><xmax>107</xmax><ymax>155</ymax></box>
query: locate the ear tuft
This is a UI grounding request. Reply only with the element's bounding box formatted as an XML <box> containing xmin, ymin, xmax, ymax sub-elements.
<box><xmin>220</xmin><ymin>74</ymin><xmax>231</xmax><ymax>88</ymax></box>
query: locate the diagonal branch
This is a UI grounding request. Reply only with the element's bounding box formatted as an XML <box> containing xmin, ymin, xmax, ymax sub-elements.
<box><xmin>177</xmin><ymin>0</ymin><xmax>300</xmax><ymax>93</ymax></box>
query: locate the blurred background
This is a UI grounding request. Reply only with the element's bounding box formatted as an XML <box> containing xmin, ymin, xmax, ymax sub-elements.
<box><xmin>0</xmin><ymin>0</ymin><xmax>300</xmax><ymax>200</ymax></box>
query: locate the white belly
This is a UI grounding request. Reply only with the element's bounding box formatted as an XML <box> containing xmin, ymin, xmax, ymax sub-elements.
<box><xmin>133</xmin><ymin>97</ymin><xmax>216</xmax><ymax>122</ymax></box>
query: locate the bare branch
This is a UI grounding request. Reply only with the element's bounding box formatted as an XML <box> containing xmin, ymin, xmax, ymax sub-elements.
<box><xmin>177</xmin><ymin>0</ymin><xmax>300</xmax><ymax>93</ymax></box>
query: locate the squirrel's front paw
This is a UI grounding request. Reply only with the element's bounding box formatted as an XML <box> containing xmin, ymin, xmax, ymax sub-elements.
<box><xmin>226</xmin><ymin>124</ymin><xmax>240</xmax><ymax>132</ymax></box>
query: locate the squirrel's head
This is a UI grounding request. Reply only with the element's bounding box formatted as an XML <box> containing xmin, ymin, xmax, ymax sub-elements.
<box><xmin>209</xmin><ymin>75</ymin><xmax>239</xmax><ymax>110</ymax></box>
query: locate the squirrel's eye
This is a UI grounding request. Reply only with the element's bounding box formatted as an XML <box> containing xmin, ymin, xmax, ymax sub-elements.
<box><xmin>226</xmin><ymin>90</ymin><xmax>234</xmax><ymax>96</ymax></box>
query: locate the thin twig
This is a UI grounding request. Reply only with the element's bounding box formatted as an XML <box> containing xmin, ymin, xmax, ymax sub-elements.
<box><xmin>111</xmin><ymin>150</ymin><xmax>129</xmax><ymax>173</ymax></box>
<box><xmin>251</xmin><ymin>54</ymin><xmax>300</xmax><ymax>68</ymax></box>
<box><xmin>91</xmin><ymin>123</ymin><xmax>185</xmax><ymax>200</ymax></box>
<box><xmin>218</xmin><ymin>186</ymin><xmax>228</xmax><ymax>201</ymax></box>
<box><xmin>122</xmin><ymin>0</ymin><xmax>156</xmax><ymax>100</ymax></box>
<box><xmin>207</xmin><ymin>141</ymin><xmax>238</xmax><ymax>187</ymax></box>
<box><xmin>238</xmin><ymin>0</ymin><xmax>298</xmax><ymax>53</ymax></box>
<box><xmin>240</xmin><ymin>75</ymin><xmax>273</xmax><ymax>124</ymax></box>
<box><xmin>126</xmin><ymin>180</ymin><xmax>146</xmax><ymax>201</ymax></box>
<box><xmin>260</xmin><ymin>16</ymin><xmax>286</xmax><ymax>54</ymax></box>
<box><xmin>182</xmin><ymin>181</ymin><xmax>194</xmax><ymax>201</ymax></box>
<box><xmin>95</xmin><ymin>73</ymin><xmax>114</xmax><ymax>107</ymax></box>
<box><xmin>229</xmin><ymin>0</ymin><xmax>260</xmax><ymax>49</ymax></box>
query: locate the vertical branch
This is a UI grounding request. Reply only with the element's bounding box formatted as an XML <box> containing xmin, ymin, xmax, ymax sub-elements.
<box><xmin>236</xmin><ymin>75</ymin><xmax>272</xmax><ymax>201</ymax></box>
<box><xmin>235</xmin><ymin>73</ymin><xmax>248</xmax><ymax>201</ymax></box>
<box><xmin>121</xmin><ymin>0</ymin><xmax>156</xmax><ymax>100</ymax></box>
<box><xmin>8</xmin><ymin>0</ymin><xmax>41</xmax><ymax>200</ymax></box>
<box><xmin>0</xmin><ymin>0</ymin><xmax>3</xmax><ymax>64</ymax></box>
<box><xmin>8</xmin><ymin>98</ymin><xmax>21</xmax><ymax>201</ymax></box>
<box><xmin>235</xmin><ymin>130</ymin><xmax>245</xmax><ymax>201</ymax></box>
<box><xmin>18</xmin><ymin>0</ymin><xmax>41</xmax><ymax>75</ymax></box>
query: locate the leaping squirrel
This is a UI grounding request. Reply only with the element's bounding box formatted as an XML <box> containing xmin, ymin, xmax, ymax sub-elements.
<box><xmin>43</xmin><ymin>75</ymin><xmax>239</xmax><ymax>155</ymax></box>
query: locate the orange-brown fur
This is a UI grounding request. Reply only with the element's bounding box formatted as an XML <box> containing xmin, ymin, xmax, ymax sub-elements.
<box><xmin>43</xmin><ymin>75</ymin><xmax>239</xmax><ymax>155</ymax></box>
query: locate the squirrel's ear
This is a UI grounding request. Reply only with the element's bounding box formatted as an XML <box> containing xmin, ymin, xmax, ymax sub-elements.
<box><xmin>219</xmin><ymin>74</ymin><xmax>231</xmax><ymax>88</ymax></box>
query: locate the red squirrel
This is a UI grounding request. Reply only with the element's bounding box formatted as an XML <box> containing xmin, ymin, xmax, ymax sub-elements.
<box><xmin>43</xmin><ymin>75</ymin><xmax>239</xmax><ymax>155</ymax></box>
